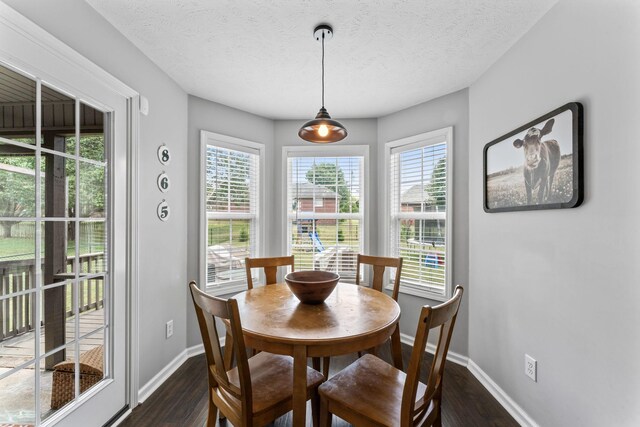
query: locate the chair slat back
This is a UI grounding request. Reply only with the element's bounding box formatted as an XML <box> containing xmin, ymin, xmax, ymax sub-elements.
<box><xmin>356</xmin><ymin>254</ymin><xmax>403</xmax><ymax>300</ymax></box>
<box><xmin>189</xmin><ymin>281</ymin><xmax>252</xmax><ymax>411</ymax></box>
<box><xmin>245</xmin><ymin>256</ymin><xmax>295</xmax><ymax>289</ymax></box>
<box><xmin>401</xmin><ymin>286</ymin><xmax>464</xmax><ymax>426</ymax></box>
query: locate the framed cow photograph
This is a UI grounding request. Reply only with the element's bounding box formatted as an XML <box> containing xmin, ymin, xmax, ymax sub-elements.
<box><xmin>483</xmin><ymin>102</ymin><xmax>584</xmax><ymax>213</ymax></box>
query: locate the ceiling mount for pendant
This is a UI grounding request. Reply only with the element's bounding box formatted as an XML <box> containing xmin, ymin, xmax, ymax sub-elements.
<box><xmin>298</xmin><ymin>24</ymin><xmax>347</xmax><ymax>144</ymax></box>
<box><xmin>313</xmin><ymin>24</ymin><xmax>333</xmax><ymax>42</ymax></box>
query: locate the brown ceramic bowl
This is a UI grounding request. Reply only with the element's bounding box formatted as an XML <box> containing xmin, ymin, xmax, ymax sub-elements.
<box><xmin>284</xmin><ymin>270</ymin><xmax>340</xmax><ymax>304</ymax></box>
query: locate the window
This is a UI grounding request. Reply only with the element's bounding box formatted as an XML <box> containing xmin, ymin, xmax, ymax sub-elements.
<box><xmin>386</xmin><ymin>128</ymin><xmax>452</xmax><ymax>299</ymax></box>
<box><xmin>201</xmin><ymin>131</ymin><xmax>263</xmax><ymax>294</ymax></box>
<box><xmin>284</xmin><ymin>146</ymin><xmax>368</xmax><ymax>280</ymax></box>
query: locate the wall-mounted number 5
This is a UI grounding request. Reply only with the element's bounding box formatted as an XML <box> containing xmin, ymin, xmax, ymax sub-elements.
<box><xmin>157</xmin><ymin>144</ymin><xmax>171</xmax><ymax>165</ymax></box>
<box><xmin>157</xmin><ymin>172</ymin><xmax>170</xmax><ymax>193</ymax></box>
<box><xmin>157</xmin><ymin>200</ymin><xmax>170</xmax><ymax>221</ymax></box>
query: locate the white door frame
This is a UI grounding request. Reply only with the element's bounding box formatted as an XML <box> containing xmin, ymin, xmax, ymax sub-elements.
<box><xmin>0</xmin><ymin>2</ymin><xmax>140</xmax><ymax>424</ymax></box>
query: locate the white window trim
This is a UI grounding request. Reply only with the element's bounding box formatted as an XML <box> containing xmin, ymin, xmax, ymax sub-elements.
<box><xmin>281</xmin><ymin>145</ymin><xmax>370</xmax><ymax>263</ymax></box>
<box><xmin>200</xmin><ymin>131</ymin><xmax>265</xmax><ymax>296</ymax></box>
<box><xmin>384</xmin><ymin>127</ymin><xmax>453</xmax><ymax>301</ymax></box>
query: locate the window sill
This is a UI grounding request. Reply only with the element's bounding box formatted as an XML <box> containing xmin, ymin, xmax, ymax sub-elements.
<box><xmin>385</xmin><ymin>282</ymin><xmax>449</xmax><ymax>302</ymax></box>
<box><xmin>206</xmin><ymin>281</ymin><xmax>248</xmax><ymax>297</ymax></box>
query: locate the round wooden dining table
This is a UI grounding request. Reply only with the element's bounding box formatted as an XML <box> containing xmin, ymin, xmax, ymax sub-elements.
<box><xmin>234</xmin><ymin>282</ymin><xmax>401</xmax><ymax>426</ymax></box>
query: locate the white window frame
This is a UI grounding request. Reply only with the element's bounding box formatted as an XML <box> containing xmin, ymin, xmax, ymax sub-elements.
<box><xmin>200</xmin><ymin>131</ymin><xmax>265</xmax><ymax>295</ymax></box>
<box><xmin>282</xmin><ymin>145</ymin><xmax>369</xmax><ymax>272</ymax></box>
<box><xmin>384</xmin><ymin>127</ymin><xmax>453</xmax><ymax>301</ymax></box>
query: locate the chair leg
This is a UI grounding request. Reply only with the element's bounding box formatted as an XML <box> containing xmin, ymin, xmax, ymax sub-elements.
<box><xmin>311</xmin><ymin>389</ymin><xmax>320</xmax><ymax>427</ymax></box>
<box><xmin>391</xmin><ymin>325</ymin><xmax>403</xmax><ymax>370</ymax></box>
<box><xmin>322</xmin><ymin>357</ymin><xmax>330</xmax><ymax>379</ymax></box>
<box><xmin>312</xmin><ymin>357</ymin><xmax>321</xmax><ymax>372</ymax></box>
<box><xmin>207</xmin><ymin>400</ymin><xmax>218</xmax><ymax>427</ymax></box>
<box><xmin>433</xmin><ymin>411</ymin><xmax>442</xmax><ymax>427</ymax></box>
<box><xmin>319</xmin><ymin>395</ymin><xmax>332</xmax><ymax>427</ymax></box>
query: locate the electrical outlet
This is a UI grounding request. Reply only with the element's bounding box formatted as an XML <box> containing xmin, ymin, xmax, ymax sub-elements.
<box><xmin>525</xmin><ymin>354</ymin><xmax>537</xmax><ymax>382</ymax></box>
<box><xmin>166</xmin><ymin>320</ymin><xmax>174</xmax><ymax>339</ymax></box>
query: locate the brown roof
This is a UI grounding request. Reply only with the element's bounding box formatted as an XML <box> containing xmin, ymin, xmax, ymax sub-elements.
<box><xmin>292</xmin><ymin>182</ymin><xmax>340</xmax><ymax>199</ymax></box>
<box><xmin>401</xmin><ymin>184</ymin><xmax>429</xmax><ymax>204</ymax></box>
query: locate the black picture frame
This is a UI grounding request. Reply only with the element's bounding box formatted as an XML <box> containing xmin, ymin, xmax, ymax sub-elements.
<box><xmin>483</xmin><ymin>102</ymin><xmax>583</xmax><ymax>213</ymax></box>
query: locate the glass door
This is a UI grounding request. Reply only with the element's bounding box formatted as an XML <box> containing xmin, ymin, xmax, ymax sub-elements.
<box><xmin>0</xmin><ymin>60</ymin><xmax>128</xmax><ymax>425</ymax></box>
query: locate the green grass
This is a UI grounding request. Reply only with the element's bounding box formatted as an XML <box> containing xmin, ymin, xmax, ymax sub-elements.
<box><xmin>0</xmin><ymin>237</ymin><xmax>105</xmax><ymax>262</ymax></box>
<box><xmin>207</xmin><ymin>220</ymin><xmax>250</xmax><ymax>247</ymax></box>
<box><xmin>399</xmin><ymin>247</ymin><xmax>445</xmax><ymax>287</ymax></box>
<box><xmin>0</xmin><ymin>236</ymin><xmax>35</xmax><ymax>260</ymax></box>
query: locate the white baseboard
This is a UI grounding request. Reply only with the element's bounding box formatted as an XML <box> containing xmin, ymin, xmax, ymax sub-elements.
<box><xmin>137</xmin><ymin>340</ymin><xmax>216</xmax><ymax>403</ymax></box>
<box><xmin>137</xmin><ymin>350</ymin><xmax>189</xmax><ymax>403</ymax></box>
<box><xmin>186</xmin><ymin>343</ymin><xmax>205</xmax><ymax>358</ymax></box>
<box><xmin>399</xmin><ymin>332</ymin><xmax>469</xmax><ymax>367</ymax></box>
<box><xmin>467</xmin><ymin>359</ymin><xmax>538</xmax><ymax>427</ymax></box>
<box><xmin>399</xmin><ymin>332</ymin><xmax>537</xmax><ymax>426</ymax></box>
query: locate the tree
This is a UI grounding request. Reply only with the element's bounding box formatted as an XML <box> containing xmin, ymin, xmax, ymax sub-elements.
<box><xmin>67</xmin><ymin>135</ymin><xmax>106</xmax><ymax>217</ymax></box>
<box><xmin>0</xmin><ymin>155</ymin><xmax>36</xmax><ymax>237</ymax></box>
<box><xmin>0</xmin><ymin>134</ymin><xmax>106</xmax><ymax>238</ymax></box>
<box><xmin>305</xmin><ymin>163</ymin><xmax>355</xmax><ymax>213</ymax></box>
<box><xmin>426</xmin><ymin>158</ymin><xmax>446</xmax><ymax>209</ymax></box>
<box><xmin>206</xmin><ymin>151</ymin><xmax>251</xmax><ymax>211</ymax></box>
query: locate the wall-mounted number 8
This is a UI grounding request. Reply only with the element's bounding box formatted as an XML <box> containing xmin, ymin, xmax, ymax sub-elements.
<box><xmin>157</xmin><ymin>172</ymin><xmax>170</xmax><ymax>193</ymax></box>
<box><xmin>157</xmin><ymin>144</ymin><xmax>171</xmax><ymax>165</ymax></box>
<box><xmin>157</xmin><ymin>200</ymin><xmax>170</xmax><ymax>221</ymax></box>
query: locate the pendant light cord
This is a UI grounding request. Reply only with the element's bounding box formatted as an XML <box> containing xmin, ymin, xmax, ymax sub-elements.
<box><xmin>321</xmin><ymin>32</ymin><xmax>325</xmax><ymax>108</ymax></box>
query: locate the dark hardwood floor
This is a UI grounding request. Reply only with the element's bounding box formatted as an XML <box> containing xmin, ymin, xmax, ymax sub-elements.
<box><xmin>120</xmin><ymin>344</ymin><xmax>517</xmax><ymax>426</ymax></box>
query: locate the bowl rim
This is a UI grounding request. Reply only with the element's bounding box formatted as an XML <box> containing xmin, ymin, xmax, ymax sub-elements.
<box><xmin>284</xmin><ymin>270</ymin><xmax>340</xmax><ymax>285</ymax></box>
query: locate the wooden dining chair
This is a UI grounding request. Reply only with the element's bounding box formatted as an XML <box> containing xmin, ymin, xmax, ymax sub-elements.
<box><xmin>189</xmin><ymin>281</ymin><xmax>324</xmax><ymax>427</ymax></box>
<box><xmin>245</xmin><ymin>255</ymin><xmax>295</xmax><ymax>289</ymax></box>
<box><xmin>322</xmin><ymin>254</ymin><xmax>404</xmax><ymax>377</ymax></box>
<box><xmin>223</xmin><ymin>255</ymin><xmax>296</xmax><ymax>366</ymax></box>
<box><xmin>318</xmin><ymin>285</ymin><xmax>464</xmax><ymax>427</ymax></box>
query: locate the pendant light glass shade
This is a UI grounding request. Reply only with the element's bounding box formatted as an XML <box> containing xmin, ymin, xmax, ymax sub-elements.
<box><xmin>298</xmin><ymin>107</ymin><xmax>347</xmax><ymax>143</ymax></box>
<box><xmin>299</xmin><ymin>25</ymin><xmax>347</xmax><ymax>144</ymax></box>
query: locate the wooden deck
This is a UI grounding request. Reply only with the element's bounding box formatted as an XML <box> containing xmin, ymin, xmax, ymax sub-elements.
<box><xmin>0</xmin><ymin>309</ymin><xmax>104</xmax><ymax>424</ymax></box>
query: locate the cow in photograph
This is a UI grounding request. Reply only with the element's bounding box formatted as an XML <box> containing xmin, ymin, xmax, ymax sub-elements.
<box><xmin>513</xmin><ymin>118</ymin><xmax>560</xmax><ymax>204</ymax></box>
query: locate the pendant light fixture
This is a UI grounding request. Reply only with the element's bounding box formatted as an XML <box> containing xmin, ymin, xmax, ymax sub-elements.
<box><xmin>298</xmin><ymin>25</ymin><xmax>347</xmax><ymax>143</ymax></box>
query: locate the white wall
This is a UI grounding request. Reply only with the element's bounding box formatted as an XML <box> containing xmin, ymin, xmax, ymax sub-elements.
<box><xmin>468</xmin><ymin>0</ymin><xmax>640</xmax><ymax>425</ymax></box>
<box><xmin>377</xmin><ymin>89</ymin><xmax>469</xmax><ymax>356</ymax></box>
<box><xmin>3</xmin><ymin>0</ymin><xmax>190</xmax><ymax>389</ymax></box>
<box><xmin>186</xmin><ymin>95</ymin><xmax>275</xmax><ymax>347</ymax></box>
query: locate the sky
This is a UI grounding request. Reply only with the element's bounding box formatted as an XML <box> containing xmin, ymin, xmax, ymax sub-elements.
<box><xmin>486</xmin><ymin>108</ymin><xmax>574</xmax><ymax>174</ymax></box>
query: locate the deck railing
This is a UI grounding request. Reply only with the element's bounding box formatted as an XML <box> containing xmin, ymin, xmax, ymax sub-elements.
<box><xmin>0</xmin><ymin>253</ymin><xmax>105</xmax><ymax>341</ymax></box>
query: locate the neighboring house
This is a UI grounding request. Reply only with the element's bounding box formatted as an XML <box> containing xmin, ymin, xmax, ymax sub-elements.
<box><xmin>401</xmin><ymin>184</ymin><xmax>445</xmax><ymax>246</ymax></box>
<box><xmin>292</xmin><ymin>182</ymin><xmax>341</xmax><ymax>228</ymax></box>
<box><xmin>401</xmin><ymin>183</ymin><xmax>430</xmax><ymax>212</ymax></box>
<box><xmin>292</xmin><ymin>182</ymin><xmax>340</xmax><ymax>212</ymax></box>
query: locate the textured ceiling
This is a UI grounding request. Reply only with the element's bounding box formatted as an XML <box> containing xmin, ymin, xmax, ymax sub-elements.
<box><xmin>86</xmin><ymin>0</ymin><xmax>558</xmax><ymax>119</ymax></box>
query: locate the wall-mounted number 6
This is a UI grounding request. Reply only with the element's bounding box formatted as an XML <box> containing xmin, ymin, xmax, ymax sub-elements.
<box><xmin>157</xmin><ymin>144</ymin><xmax>171</xmax><ymax>165</ymax></box>
<box><xmin>157</xmin><ymin>172</ymin><xmax>170</xmax><ymax>193</ymax></box>
<box><xmin>157</xmin><ymin>200</ymin><xmax>170</xmax><ymax>221</ymax></box>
